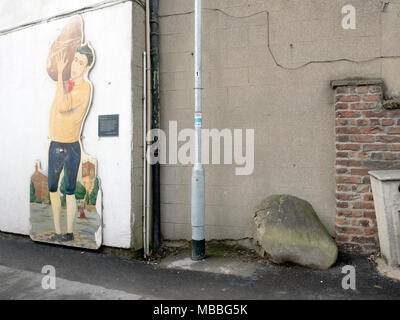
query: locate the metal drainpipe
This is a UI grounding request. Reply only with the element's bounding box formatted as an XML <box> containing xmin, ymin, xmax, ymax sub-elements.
<box><xmin>145</xmin><ymin>0</ymin><xmax>153</xmax><ymax>258</ymax></box>
<box><xmin>142</xmin><ymin>51</ymin><xmax>148</xmax><ymax>257</ymax></box>
<box><xmin>150</xmin><ymin>0</ymin><xmax>161</xmax><ymax>252</ymax></box>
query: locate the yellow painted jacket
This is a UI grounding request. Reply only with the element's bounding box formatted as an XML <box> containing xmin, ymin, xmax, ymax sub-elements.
<box><xmin>49</xmin><ymin>81</ymin><xmax>91</xmax><ymax>143</ymax></box>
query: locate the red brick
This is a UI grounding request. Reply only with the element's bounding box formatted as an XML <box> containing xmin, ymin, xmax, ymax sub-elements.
<box><xmin>336</xmin><ymin>168</ymin><xmax>349</xmax><ymax>175</ymax></box>
<box><xmin>336</xmin><ymin>193</ymin><xmax>354</xmax><ymax>201</ymax></box>
<box><xmin>362</xmin><ymin>127</ymin><xmax>384</xmax><ymax>134</ymax></box>
<box><xmin>350</xmin><ymin>103</ymin><xmax>375</xmax><ymax>110</ymax></box>
<box><xmin>337</xmin><ymin>185</ymin><xmax>350</xmax><ymax>192</ymax></box>
<box><xmin>377</xmin><ymin>136</ymin><xmax>400</xmax><ymax>143</ymax></box>
<box><xmin>336</xmin><ymin>119</ymin><xmax>348</xmax><ymax>126</ymax></box>
<box><xmin>336</xmin><ymin>87</ymin><xmax>348</xmax><ymax>94</ymax></box>
<box><xmin>336</xmin><ymin>127</ymin><xmax>361</xmax><ymax>134</ymax></box>
<box><xmin>370</xmin><ymin>119</ymin><xmax>380</xmax><ymax>126</ymax></box>
<box><xmin>350</xmin><ymin>135</ymin><xmax>375</xmax><ymax>143</ymax></box>
<box><xmin>390</xmin><ymin>144</ymin><xmax>400</xmax><ymax>151</ymax></box>
<box><xmin>336</xmin><ymin>226</ymin><xmax>362</xmax><ymax>234</ymax></box>
<box><xmin>337</xmin><ymin>111</ymin><xmax>361</xmax><ymax>118</ymax></box>
<box><xmin>356</xmin><ymin>87</ymin><xmax>369</xmax><ymax>94</ymax></box>
<box><xmin>385</xmin><ymin>110</ymin><xmax>400</xmax><ymax>117</ymax></box>
<box><xmin>357</xmin><ymin>119</ymin><xmax>369</xmax><ymax>126</ymax></box>
<box><xmin>367</xmin><ymin>119</ymin><xmax>381</xmax><ymax>127</ymax></box>
<box><xmin>336</xmin><ymin>176</ymin><xmax>361</xmax><ymax>184</ymax></box>
<box><xmin>363</xmin><ymin>194</ymin><xmax>374</xmax><ymax>202</ymax></box>
<box><xmin>337</xmin><ymin>201</ymin><xmax>349</xmax><ymax>208</ymax></box>
<box><xmin>336</xmin><ymin>151</ymin><xmax>349</xmax><ymax>158</ymax></box>
<box><xmin>351</xmin><ymin>169</ymin><xmax>370</xmax><ymax>176</ymax></box>
<box><xmin>337</xmin><ymin>135</ymin><xmax>349</xmax><ymax>142</ymax></box>
<box><xmin>337</xmin><ymin>210</ymin><xmax>352</xmax><ymax>217</ymax></box>
<box><xmin>384</xmin><ymin>153</ymin><xmax>397</xmax><ymax>160</ymax></box>
<box><xmin>363</xmin><ymin>210</ymin><xmax>376</xmax><ymax>219</ymax></box>
<box><xmin>336</xmin><ymin>160</ymin><xmax>361</xmax><ymax>167</ymax></box>
<box><xmin>337</xmin><ymin>95</ymin><xmax>361</xmax><ymax>103</ymax></box>
<box><xmin>363</xmin><ymin>94</ymin><xmax>379</xmax><ymax>101</ymax></box>
<box><xmin>363</xmin><ymin>144</ymin><xmax>387</xmax><ymax>152</ymax></box>
<box><xmin>353</xmin><ymin>202</ymin><xmax>375</xmax><ymax>210</ymax></box>
<box><xmin>364</xmin><ymin>228</ymin><xmax>378</xmax><ymax>236</ymax></box>
<box><xmin>389</xmin><ymin>128</ymin><xmax>400</xmax><ymax>135</ymax></box>
<box><xmin>336</xmin><ymin>218</ymin><xmax>349</xmax><ymax>225</ymax></box>
<box><xmin>357</xmin><ymin>219</ymin><xmax>371</xmax><ymax>227</ymax></box>
<box><xmin>335</xmin><ymin>234</ymin><xmax>350</xmax><ymax>242</ymax></box>
<box><xmin>382</xmin><ymin>119</ymin><xmax>395</xmax><ymax>126</ymax></box>
<box><xmin>337</xmin><ymin>210</ymin><xmax>362</xmax><ymax>218</ymax></box>
<box><xmin>364</xmin><ymin>111</ymin><xmax>385</xmax><ymax>118</ymax></box>
<box><xmin>335</xmin><ymin>103</ymin><xmax>349</xmax><ymax>110</ymax></box>
<box><xmin>336</xmin><ymin>144</ymin><xmax>361</xmax><ymax>151</ymax></box>
<box><xmin>357</xmin><ymin>152</ymin><xmax>369</xmax><ymax>159</ymax></box>
<box><xmin>369</xmin><ymin>86</ymin><xmax>382</xmax><ymax>94</ymax></box>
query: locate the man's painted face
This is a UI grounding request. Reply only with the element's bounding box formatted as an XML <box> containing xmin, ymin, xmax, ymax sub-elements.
<box><xmin>71</xmin><ymin>52</ymin><xmax>88</xmax><ymax>80</ymax></box>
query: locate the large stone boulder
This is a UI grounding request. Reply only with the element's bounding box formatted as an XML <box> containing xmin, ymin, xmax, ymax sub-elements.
<box><xmin>254</xmin><ymin>195</ymin><xmax>338</xmax><ymax>270</ymax></box>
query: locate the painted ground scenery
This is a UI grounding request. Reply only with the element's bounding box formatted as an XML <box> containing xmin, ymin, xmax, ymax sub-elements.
<box><xmin>30</xmin><ymin>157</ymin><xmax>102</xmax><ymax>249</ymax></box>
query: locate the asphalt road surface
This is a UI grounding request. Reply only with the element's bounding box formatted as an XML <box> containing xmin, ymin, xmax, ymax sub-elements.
<box><xmin>0</xmin><ymin>234</ymin><xmax>399</xmax><ymax>300</ymax></box>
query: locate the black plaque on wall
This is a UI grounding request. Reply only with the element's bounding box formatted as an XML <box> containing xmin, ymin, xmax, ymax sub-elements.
<box><xmin>98</xmin><ymin>114</ymin><xmax>119</xmax><ymax>137</ymax></box>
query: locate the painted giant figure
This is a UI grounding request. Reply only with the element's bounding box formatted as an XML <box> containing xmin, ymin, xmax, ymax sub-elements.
<box><xmin>30</xmin><ymin>16</ymin><xmax>102</xmax><ymax>249</ymax></box>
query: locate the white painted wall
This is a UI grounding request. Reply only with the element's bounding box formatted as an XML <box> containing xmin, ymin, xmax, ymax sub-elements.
<box><xmin>0</xmin><ymin>1</ymin><xmax>134</xmax><ymax>248</ymax></box>
<box><xmin>0</xmin><ymin>0</ymin><xmax>107</xmax><ymax>30</ymax></box>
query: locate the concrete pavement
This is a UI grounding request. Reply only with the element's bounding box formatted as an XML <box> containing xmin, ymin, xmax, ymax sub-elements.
<box><xmin>0</xmin><ymin>265</ymin><xmax>147</xmax><ymax>300</ymax></box>
<box><xmin>0</xmin><ymin>233</ymin><xmax>400</xmax><ymax>300</ymax></box>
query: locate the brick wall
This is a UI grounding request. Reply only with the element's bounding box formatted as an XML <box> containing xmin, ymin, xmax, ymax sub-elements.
<box><xmin>333</xmin><ymin>80</ymin><xmax>400</xmax><ymax>254</ymax></box>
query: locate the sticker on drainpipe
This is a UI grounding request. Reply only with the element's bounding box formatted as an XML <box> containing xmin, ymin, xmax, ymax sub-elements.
<box><xmin>195</xmin><ymin>113</ymin><xmax>202</xmax><ymax>127</ymax></box>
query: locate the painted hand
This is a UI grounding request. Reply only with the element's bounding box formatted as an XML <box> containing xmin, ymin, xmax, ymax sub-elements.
<box><xmin>55</xmin><ymin>51</ymin><xmax>68</xmax><ymax>75</ymax></box>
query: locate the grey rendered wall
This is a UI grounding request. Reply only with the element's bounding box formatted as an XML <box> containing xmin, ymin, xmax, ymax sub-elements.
<box><xmin>131</xmin><ymin>2</ymin><xmax>146</xmax><ymax>250</ymax></box>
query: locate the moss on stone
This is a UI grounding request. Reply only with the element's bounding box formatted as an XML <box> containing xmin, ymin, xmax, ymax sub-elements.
<box><xmin>277</xmin><ymin>194</ymin><xmax>285</xmax><ymax>204</ymax></box>
<box><xmin>383</xmin><ymin>99</ymin><xmax>400</xmax><ymax>110</ymax></box>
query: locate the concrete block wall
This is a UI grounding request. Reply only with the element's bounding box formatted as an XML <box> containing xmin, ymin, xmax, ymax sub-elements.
<box><xmin>333</xmin><ymin>80</ymin><xmax>400</xmax><ymax>253</ymax></box>
<box><xmin>158</xmin><ymin>0</ymin><xmax>388</xmax><ymax>242</ymax></box>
